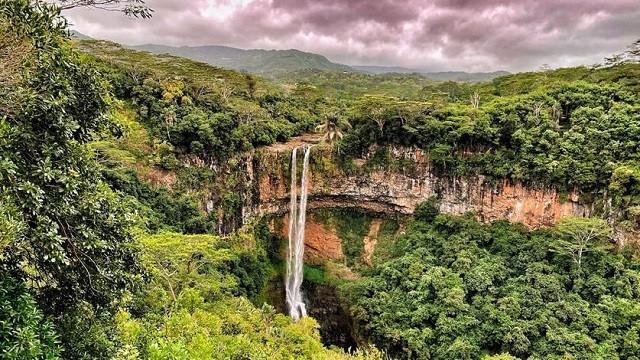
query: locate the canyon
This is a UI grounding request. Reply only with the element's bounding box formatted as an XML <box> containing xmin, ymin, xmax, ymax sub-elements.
<box><xmin>211</xmin><ymin>134</ymin><xmax>607</xmax><ymax>262</ymax></box>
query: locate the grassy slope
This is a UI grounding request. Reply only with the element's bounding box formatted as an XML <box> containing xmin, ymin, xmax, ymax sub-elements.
<box><xmin>77</xmin><ymin>39</ymin><xmax>271</xmax><ymax>92</ymax></box>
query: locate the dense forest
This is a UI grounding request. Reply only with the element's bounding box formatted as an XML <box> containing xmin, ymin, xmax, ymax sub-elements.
<box><xmin>1</xmin><ymin>1</ymin><xmax>640</xmax><ymax>359</ymax></box>
<box><xmin>342</xmin><ymin>204</ymin><xmax>640</xmax><ymax>359</ymax></box>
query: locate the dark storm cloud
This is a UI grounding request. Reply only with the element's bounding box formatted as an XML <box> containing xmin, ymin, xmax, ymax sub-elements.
<box><xmin>64</xmin><ymin>0</ymin><xmax>640</xmax><ymax>71</ymax></box>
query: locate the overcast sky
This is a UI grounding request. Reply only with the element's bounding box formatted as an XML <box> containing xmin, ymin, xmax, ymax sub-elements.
<box><xmin>65</xmin><ymin>0</ymin><xmax>640</xmax><ymax>72</ymax></box>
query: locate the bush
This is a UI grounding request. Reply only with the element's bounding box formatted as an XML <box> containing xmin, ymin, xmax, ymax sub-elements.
<box><xmin>0</xmin><ymin>275</ymin><xmax>61</xmax><ymax>359</ymax></box>
<box><xmin>414</xmin><ymin>197</ymin><xmax>440</xmax><ymax>222</ymax></box>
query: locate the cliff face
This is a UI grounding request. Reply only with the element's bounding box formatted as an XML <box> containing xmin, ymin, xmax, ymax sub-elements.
<box><xmin>189</xmin><ymin>135</ymin><xmax>636</xmax><ymax>262</ymax></box>
<box><xmin>247</xmin><ymin>144</ymin><xmax>590</xmax><ymax>229</ymax></box>
<box><xmin>271</xmin><ymin>212</ymin><xmax>386</xmax><ymax>267</ymax></box>
<box><xmin>277</xmin><ymin>214</ymin><xmax>344</xmax><ymax>264</ymax></box>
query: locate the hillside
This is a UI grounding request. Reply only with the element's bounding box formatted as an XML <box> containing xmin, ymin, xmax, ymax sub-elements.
<box><xmin>353</xmin><ymin>65</ymin><xmax>510</xmax><ymax>82</ymax></box>
<box><xmin>131</xmin><ymin>43</ymin><xmax>353</xmax><ymax>75</ymax></box>
<box><xmin>77</xmin><ymin>40</ymin><xmax>271</xmax><ymax>90</ymax></box>
<box><xmin>275</xmin><ymin>69</ymin><xmax>439</xmax><ymax>99</ymax></box>
<box><xmin>129</xmin><ymin>42</ymin><xmax>509</xmax><ymax>81</ymax></box>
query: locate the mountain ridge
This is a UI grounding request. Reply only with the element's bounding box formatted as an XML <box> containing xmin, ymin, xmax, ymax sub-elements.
<box><xmin>132</xmin><ymin>43</ymin><xmax>510</xmax><ymax>81</ymax></box>
<box><xmin>129</xmin><ymin>43</ymin><xmax>353</xmax><ymax>75</ymax></box>
<box><xmin>72</xmin><ymin>30</ymin><xmax>509</xmax><ymax>80</ymax></box>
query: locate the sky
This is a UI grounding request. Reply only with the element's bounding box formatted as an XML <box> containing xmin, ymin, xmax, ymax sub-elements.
<box><xmin>65</xmin><ymin>0</ymin><xmax>640</xmax><ymax>72</ymax></box>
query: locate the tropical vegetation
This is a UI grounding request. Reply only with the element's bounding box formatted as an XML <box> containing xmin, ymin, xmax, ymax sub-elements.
<box><xmin>342</xmin><ymin>203</ymin><xmax>640</xmax><ymax>359</ymax></box>
<box><xmin>1</xmin><ymin>0</ymin><xmax>639</xmax><ymax>359</ymax></box>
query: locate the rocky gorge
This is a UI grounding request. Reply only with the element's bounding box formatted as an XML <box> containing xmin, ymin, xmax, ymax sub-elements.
<box><xmin>214</xmin><ymin>134</ymin><xmax>607</xmax><ymax>262</ymax></box>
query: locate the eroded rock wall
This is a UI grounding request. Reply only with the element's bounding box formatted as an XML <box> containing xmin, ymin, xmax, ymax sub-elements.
<box><xmin>249</xmin><ymin>145</ymin><xmax>590</xmax><ymax>229</ymax></box>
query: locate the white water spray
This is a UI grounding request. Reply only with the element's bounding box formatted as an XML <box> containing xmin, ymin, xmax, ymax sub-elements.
<box><xmin>285</xmin><ymin>146</ymin><xmax>311</xmax><ymax>321</ymax></box>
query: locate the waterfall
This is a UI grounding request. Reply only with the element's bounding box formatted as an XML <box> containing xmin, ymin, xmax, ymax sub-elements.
<box><xmin>285</xmin><ymin>146</ymin><xmax>311</xmax><ymax>321</ymax></box>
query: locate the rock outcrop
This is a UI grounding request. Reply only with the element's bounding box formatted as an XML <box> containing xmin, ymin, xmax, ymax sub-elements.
<box><xmin>362</xmin><ymin>219</ymin><xmax>382</xmax><ymax>266</ymax></box>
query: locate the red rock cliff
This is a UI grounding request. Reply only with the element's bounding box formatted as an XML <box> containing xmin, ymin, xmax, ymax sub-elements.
<box><xmin>249</xmin><ymin>144</ymin><xmax>590</xmax><ymax>229</ymax></box>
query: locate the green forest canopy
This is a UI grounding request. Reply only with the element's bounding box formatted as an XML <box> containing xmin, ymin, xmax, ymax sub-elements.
<box><xmin>1</xmin><ymin>0</ymin><xmax>640</xmax><ymax>359</ymax></box>
<box><xmin>342</xmin><ymin>204</ymin><xmax>640</xmax><ymax>359</ymax></box>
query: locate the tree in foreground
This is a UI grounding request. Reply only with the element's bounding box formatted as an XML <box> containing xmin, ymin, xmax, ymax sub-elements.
<box><xmin>1</xmin><ymin>0</ymin><xmax>142</xmax><ymax>355</ymax></box>
<box><xmin>47</xmin><ymin>0</ymin><xmax>152</xmax><ymax>18</ymax></box>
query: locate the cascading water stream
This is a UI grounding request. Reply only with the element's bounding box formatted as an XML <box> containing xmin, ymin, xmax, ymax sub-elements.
<box><xmin>285</xmin><ymin>145</ymin><xmax>311</xmax><ymax>321</ymax></box>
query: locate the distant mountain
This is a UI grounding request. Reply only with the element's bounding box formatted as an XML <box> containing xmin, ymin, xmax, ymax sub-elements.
<box><xmin>352</xmin><ymin>65</ymin><xmax>420</xmax><ymax>74</ymax></box>
<box><xmin>69</xmin><ymin>30</ymin><xmax>93</xmax><ymax>40</ymax></box>
<box><xmin>74</xmin><ymin>35</ymin><xmax>507</xmax><ymax>81</ymax></box>
<box><xmin>353</xmin><ymin>65</ymin><xmax>509</xmax><ymax>82</ymax></box>
<box><xmin>129</xmin><ymin>44</ymin><xmax>353</xmax><ymax>76</ymax></box>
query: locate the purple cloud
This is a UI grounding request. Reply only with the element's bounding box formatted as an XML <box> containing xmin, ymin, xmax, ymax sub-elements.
<box><xmin>64</xmin><ymin>0</ymin><xmax>640</xmax><ymax>71</ymax></box>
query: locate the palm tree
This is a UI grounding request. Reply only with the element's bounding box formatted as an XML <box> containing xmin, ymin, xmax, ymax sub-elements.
<box><xmin>315</xmin><ymin>113</ymin><xmax>351</xmax><ymax>144</ymax></box>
